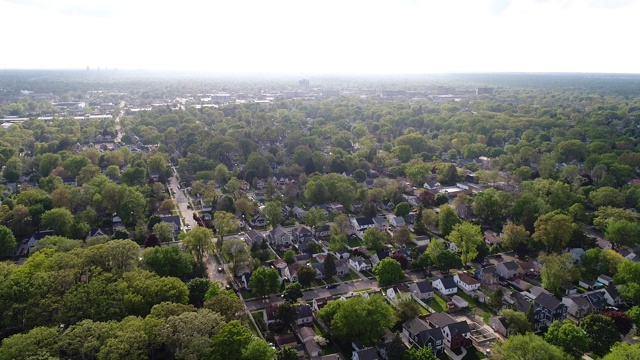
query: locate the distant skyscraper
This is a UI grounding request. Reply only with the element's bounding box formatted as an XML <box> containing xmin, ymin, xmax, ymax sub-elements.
<box><xmin>299</xmin><ymin>79</ymin><xmax>310</xmax><ymax>92</ymax></box>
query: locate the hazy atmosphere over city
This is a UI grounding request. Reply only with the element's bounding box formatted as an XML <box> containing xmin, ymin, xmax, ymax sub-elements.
<box><xmin>2</xmin><ymin>0</ymin><xmax>640</xmax><ymax>73</ymax></box>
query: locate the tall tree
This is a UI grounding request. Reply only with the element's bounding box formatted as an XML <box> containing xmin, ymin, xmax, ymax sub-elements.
<box><xmin>404</xmin><ymin>346</ymin><xmax>437</xmax><ymax>360</ymax></box>
<box><xmin>363</xmin><ymin>227</ymin><xmax>387</xmax><ymax>251</ymax></box>
<box><xmin>297</xmin><ymin>264</ymin><xmax>317</xmax><ymax>288</ymax></box>
<box><xmin>499</xmin><ymin>309</ymin><xmax>533</xmax><ymax>335</ymax></box>
<box><xmin>540</xmin><ymin>253</ymin><xmax>579</xmax><ymax>294</ymax></box>
<box><xmin>447</xmin><ymin>222</ymin><xmax>483</xmax><ymax>265</ymax></box>
<box><xmin>282</xmin><ymin>282</ymin><xmax>303</xmax><ymax>303</ymax></box>
<box><xmin>249</xmin><ymin>266</ymin><xmax>281</xmax><ymax>298</ymax></box>
<box><xmin>210</xmin><ymin>320</ymin><xmax>253</xmax><ymax>360</ymax></box>
<box><xmin>324</xmin><ymin>253</ymin><xmax>337</xmax><ymax>278</ymax></box>
<box><xmin>222</xmin><ymin>239</ymin><xmax>251</xmax><ymax>276</ymax></box>
<box><xmin>494</xmin><ymin>333</ymin><xmax>570</xmax><ymax>360</ymax></box>
<box><xmin>153</xmin><ymin>222</ymin><xmax>175</xmax><ymax>243</ymax></box>
<box><xmin>501</xmin><ymin>222</ymin><xmax>530</xmax><ymax>256</ymax></box>
<box><xmin>141</xmin><ymin>246</ymin><xmax>194</xmax><ymax>278</ymax></box>
<box><xmin>385</xmin><ymin>332</ymin><xmax>406</xmax><ymax>360</ymax></box>
<box><xmin>544</xmin><ymin>320</ymin><xmax>589</xmax><ymax>359</ymax></box>
<box><xmin>374</xmin><ymin>258</ymin><xmax>404</xmax><ymax>286</ymax></box>
<box><xmin>262</xmin><ymin>201</ymin><xmax>283</xmax><ymax>229</ymax></box>
<box><xmin>213</xmin><ymin>211</ymin><xmax>239</xmax><ymax>248</ymax></box>
<box><xmin>580</xmin><ymin>314</ymin><xmax>621</xmax><ymax>356</ymax></box>
<box><xmin>180</xmin><ymin>227</ymin><xmax>215</xmax><ymax>272</ymax></box>
<box><xmin>438</xmin><ymin>204</ymin><xmax>460</xmax><ymax>237</ymax></box>
<box><xmin>0</xmin><ymin>225</ymin><xmax>17</xmax><ymax>257</ymax></box>
<box><xmin>533</xmin><ymin>212</ymin><xmax>575</xmax><ymax>253</ymax></box>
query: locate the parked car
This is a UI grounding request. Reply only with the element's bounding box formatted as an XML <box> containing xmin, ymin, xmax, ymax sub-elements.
<box><xmin>326</xmin><ymin>284</ymin><xmax>338</xmax><ymax>289</ymax></box>
<box><xmin>217</xmin><ymin>267</ymin><xmax>223</xmax><ymax>273</ymax></box>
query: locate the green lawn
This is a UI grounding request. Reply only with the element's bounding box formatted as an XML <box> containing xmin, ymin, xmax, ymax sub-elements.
<box><xmin>340</xmin><ymin>269</ymin><xmax>360</xmax><ymax>281</ymax></box>
<box><xmin>251</xmin><ymin>311</ymin><xmax>267</xmax><ymax>333</ymax></box>
<box><xmin>360</xmin><ymin>270</ymin><xmax>376</xmax><ymax>279</ymax></box>
<box><xmin>463</xmin><ymin>346</ymin><xmax>487</xmax><ymax>359</ymax></box>
<box><xmin>457</xmin><ymin>292</ymin><xmax>495</xmax><ymax>325</ymax></box>
<box><xmin>313</xmin><ymin>323</ymin><xmax>338</xmax><ymax>355</ymax></box>
<box><xmin>418</xmin><ymin>303</ymin><xmax>430</xmax><ymax>315</ymax></box>
<box><xmin>428</xmin><ymin>294</ymin><xmax>448</xmax><ymax>312</ymax></box>
<box><xmin>347</xmin><ymin>237</ymin><xmax>364</xmax><ymax>248</ymax></box>
<box><xmin>325</xmin><ymin>277</ymin><xmax>338</xmax><ymax>284</ymax></box>
<box><xmin>315</xmin><ymin>279</ymin><xmax>327</xmax><ymax>286</ymax></box>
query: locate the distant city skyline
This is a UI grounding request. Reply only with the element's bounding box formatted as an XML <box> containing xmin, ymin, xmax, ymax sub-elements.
<box><xmin>2</xmin><ymin>0</ymin><xmax>639</xmax><ymax>74</ymax></box>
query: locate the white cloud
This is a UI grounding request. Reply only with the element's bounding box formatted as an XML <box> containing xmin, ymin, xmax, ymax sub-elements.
<box><xmin>1</xmin><ymin>0</ymin><xmax>638</xmax><ymax>73</ymax></box>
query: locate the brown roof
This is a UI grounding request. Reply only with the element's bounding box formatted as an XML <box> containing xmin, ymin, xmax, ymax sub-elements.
<box><xmin>457</xmin><ymin>272</ymin><xmax>480</xmax><ymax>286</ymax></box>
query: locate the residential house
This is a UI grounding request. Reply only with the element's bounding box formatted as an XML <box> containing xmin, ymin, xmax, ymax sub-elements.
<box><xmin>432</xmin><ymin>276</ymin><xmax>458</xmax><ymax>295</ymax></box>
<box><xmin>86</xmin><ymin>227</ymin><xmax>108</xmax><ymax>241</ymax></box>
<box><xmin>484</xmin><ymin>231</ymin><xmax>501</xmax><ymax>246</ymax></box>
<box><xmin>409</xmin><ymin>280</ymin><xmax>434</xmax><ymax>301</ymax></box>
<box><xmin>402</xmin><ymin>318</ymin><xmax>444</xmax><ymax>355</ymax></box>
<box><xmin>269</xmin><ymin>226</ymin><xmax>291</xmax><ymax>246</ymax></box>
<box><xmin>403</xmin><ymin>194</ymin><xmax>419</xmax><ymax>207</ymax></box>
<box><xmin>263</xmin><ymin>305</ymin><xmax>280</xmax><ymax>327</ymax></box>
<box><xmin>379</xmin><ymin>200</ymin><xmax>394</xmax><ymax>211</ymax></box>
<box><xmin>496</xmin><ymin>261</ymin><xmax>520</xmax><ymax>279</ymax></box>
<box><xmin>454</xmin><ymin>273</ymin><xmax>481</xmax><ymax>292</ymax></box>
<box><xmin>425</xmin><ymin>313</ymin><xmax>472</xmax><ymax>350</ymax></box>
<box><xmin>568</xmin><ymin>248</ymin><xmax>586</xmax><ymax>263</ymax></box>
<box><xmin>316</xmin><ymin>224</ymin><xmax>331</xmax><ymax>240</ymax></box>
<box><xmin>533</xmin><ymin>293</ymin><xmax>568</xmax><ymax>330</ymax></box>
<box><xmin>297</xmin><ymin>327</ymin><xmax>322</xmax><ymax>358</ymax></box>
<box><xmin>506</xmin><ymin>292</ymin><xmax>533</xmax><ymax>314</ymax></box>
<box><xmin>283</xmin><ymin>263</ymin><xmax>300</xmax><ymax>282</ymax></box>
<box><xmin>386</xmin><ymin>284</ymin><xmax>411</xmax><ymax>301</ymax></box>
<box><xmin>159</xmin><ymin>215</ymin><xmax>182</xmax><ymax>239</ymax></box>
<box><xmin>296</xmin><ymin>304</ymin><xmax>313</xmax><ymax>326</ymax></box>
<box><xmin>488</xmin><ymin>316</ymin><xmax>510</xmax><ymax>338</ymax></box>
<box><xmin>452</xmin><ymin>295</ymin><xmax>469</xmax><ymax>308</ymax></box>
<box><xmin>389</xmin><ymin>216</ymin><xmax>405</xmax><ymax>227</ymax></box>
<box><xmin>474</xmin><ymin>266</ymin><xmax>499</xmax><ymax>287</ymax></box>
<box><xmin>311</xmin><ymin>263</ymin><xmax>325</xmax><ymax>279</ymax></box>
<box><xmin>249</xmin><ymin>215</ymin><xmax>267</xmax><ymax>227</ymax></box>
<box><xmin>26</xmin><ymin>230</ymin><xmax>55</xmax><ymax>252</ymax></box>
<box><xmin>352</xmin><ymin>348</ymin><xmax>379</xmax><ymax>360</ymax></box>
<box><xmin>295</xmin><ymin>253</ymin><xmax>311</xmax><ymax>265</ymax></box>
<box><xmin>584</xmin><ymin>290</ymin><xmax>607</xmax><ymax>311</ymax></box>
<box><xmin>602</xmin><ymin>285</ymin><xmax>622</xmax><ymax>306</ymax></box>
<box><xmin>562</xmin><ymin>294</ymin><xmax>592</xmax><ymax>319</ymax></box>
<box><xmin>370</xmin><ymin>250</ymin><xmax>390</xmax><ymax>267</ymax></box>
<box><xmin>313</xmin><ymin>295</ymin><xmax>333</xmax><ymax>312</ymax></box>
<box><xmin>352</xmin><ymin>217</ymin><xmax>375</xmax><ymax>237</ymax></box>
<box><xmin>292</xmin><ymin>206</ymin><xmax>307</xmax><ymax>219</ymax></box>
<box><xmin>61</xmin><ymin>176</ymin><xmax>77</xmax><ymax>187</ymax></box>
<box><xmin>335</xmin><ymin>258</ymin><xmax>349</xmax><ymax>276</ymax></box>
<box><xmin>274</xmin><ymin>333</ymin><xmax>298</xmax><ymax>349</ymax></box>
<box><xmin>349</xmin><ymin>256</ymin><xmax>372</xmax><ymax>272</ymax></box>
<box><xmin>372</xmin><ymin>217</ymin><xmax>388</xmax><ymax>232</ymax></box>
<box><xmin>245</xmin><ymin>229</ymin><xmax>265</xmax><ymax>247</ymax></box>
<box><xmin>291</xmin><ymin>225</ymin><xmax>313</xmax><ymax>244</ymax></box>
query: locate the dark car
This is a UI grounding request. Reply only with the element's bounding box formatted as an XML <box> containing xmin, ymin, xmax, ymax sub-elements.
<box><xmin>217</xmin><ymin>267</ymin><xmax>223</xmax><ymax>273</ymax></box>
<box><xmin>326</xmin><ymin>284</ymin><xmax>338</xmax><ymax>289</ymax></box>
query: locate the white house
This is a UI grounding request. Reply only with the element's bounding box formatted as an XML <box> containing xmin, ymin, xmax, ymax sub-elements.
<box><xmin>454</xmin><ymin>273</ymin><xmax>481</xmax><ymax>292</ymax></box>
<box><xmin>432</xmin><ymin>276</ymin><xmax>458</xmax><ymax>295</ymax></box>
<box><xmin>349</xmin><ymin>256</ymin><xmax>372</xmax><ymax>272</ymax></box>
<box><xmin>409</xmin><ymin>280</ymin><xmax>434</xmax><ymax>300</ymax></box>
<box><xmin>352</xmin><ymin>217</ymin><xmax>375</xmax><ymax>237</ymax></box>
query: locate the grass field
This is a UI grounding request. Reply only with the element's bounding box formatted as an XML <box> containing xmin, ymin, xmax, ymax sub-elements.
<box><xmin>340</xmin><ymin>269</ymin><xmax>360</xmax><ymax>281</ymax></box>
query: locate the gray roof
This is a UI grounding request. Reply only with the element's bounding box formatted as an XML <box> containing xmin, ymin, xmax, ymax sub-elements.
<box><xmin>296</xmin><ymin>304</ymin><xmax>313</xmax><ymax>318</ymax></box>
<box><xmin>535</xmin><ymin>292</ymin><xmax>563</xmax><ymax>311</ymax></box>
<box><xmin>435</xmin><ymin>276</ymin><xmax>457</xmax><ymax>290</ymax></box>
<box><xmin>355</xmin><ymin>348</ymin><xmax>378</xmax><ymax>360</ymax></box>
<box><xmin>500</xmin><ymin>261</ymin><xmax>519</xmax><ymax>271</ymax></box>
<box><xmin>355</xmin><ymin>217</ymin><xmax>375</xmax><ymax>226</ymax></box>
<box><xmin>414</xmin><ymin>280</ymin><xmax>434</xmax><ymax>293</ymax></box>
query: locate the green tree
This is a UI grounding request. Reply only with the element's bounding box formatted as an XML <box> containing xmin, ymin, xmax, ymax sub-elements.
<box><xmin>152</xmin><ymin>221</ymin><xmax>175</xmax><ymax>243</ymax></box>
<box><xmin>374</xmin><ymin>258</ymin><xmax>404</xmax><ymax>286</ymax></box>
<box><xmin>0</xmin><ymin>225</ymin><xmax>17</xmax><ymax>257</ymax></box>
<box><xmin>438</xmin><ymin>204</ymin><xmax>460</xmax><ymax>237</ymax></box>
<box><xmin>187</xmin><ymin>278</ymin><xmax>213</xmax><ymax>307</ymax></box>
<box><xmin>180</xmin><ymin>227</ymin><xmax>215</xmax><ymax>272</ymax></box>
<box><xmin>386</xmin><ymin>332</ymin><xmax>406</xmax><ymax>360</ymax></box>
<box><xmin>473</xmin><ymin>188</ymin><xmax>511</xmax><ymax>226</ymax></box>
<box><xmin>329</xmin><ymin>234</ymin><xmax>347</xmax><ymax>252</ymax></box>
<box><xmin>434</xmin><ymin>250</ymin><xmax>462</xmax><ymax>272</ymax></box>
<box><xmin>242</xmin><ymin>337</ymin><xmax>277</xmax><ymax>360</ymax></box>
<box><xmin>41</xmin><ymin>208</ymin><xmax>74</xmax><ymax>237</ymax></box>
<box><xmin>141</xmin><ymin>246</ymin><xmax>194</xmax><ymax>278</ymax></box>
<box><xmin>213</xmin><ymin>211</ymin><xmax>240</xmax><ymax>248</ymax></box>
<box><xmin>603</xmin><ymin>342</ymin><xmax>640</xmax><ymax>360</ymax></box>
<box><xmin>204</xmin><ymin>293</ymin><xmax>246</xmax><ymax>323</ymax></box>
<box><xmin>404</xmin><ymin>346</ymin><xmax>437</xmax><ymax>360</ymax></box>
<box><xmin>393</xmin><ymin>226</ymin><xmax>411</xmax><ymax>247</ymax></box>
<box><xmin>282</xmin><ymin>282</ymin><xmax>303</xmax><ymax>303</ymax></box>
<box><xmin>245</xmin><ymin>152</ymin><xmax>271</xmax><ymax>178</ymax></box>
<box><xmin>589</xmin><ymin>186</ymin><xmax>625</xmax><ymax>208</ymax></box>
<box><xmin>394</xmin><ymin>294</ymin><xmax>421</xmax><ymax>323</ymax></box>
<box><xmin>249</xmin><ymin>266</ymin><xmax>281</xmax><ymax>298</ymax></box>
<box><xmin>324</xmin><ymin>253</ymin><xmax>337</xmax><ymax>278</ymax></box>
<box><xmin>494</xmin><ymin>333</ymin><xmax>570</xmax><ymax>360</ymax></box>
<box><xmin>540</xmin><ymin>253</ymin><xmax>580</xmax><ymax>294</ymax></box>
<box><xmin>499</xmin><ymin>309</ymin><xmax>533</xmax><ymax>335</ymax></box>
<box><xmin>447</xmin><ymin>222</ymin><xmax>483</xmax><ymax>265</ymax></box>
<box><xmin>580</xmin><ymin>314</ymin><xmax>620</xmax><ymax>356</ymax></box>
<box><xmin>262</xmin><ymin>201</ymin><xmax>284</xmax><ymax>229</ymax></box>
<box><xmin>394</xmin><ymin>202</ymin><xmax>411</xmax><ymax>217</ymax></box>
<box><xmin>0</xmin><ymin>326</ymin><xmax>59</xmax><ymax>360</ymax></box>
<box><xmin>297</xmin><ymin>264</ymin><xmax>317</xmax><ymax>288</ymax></box>
<box><xmin>277</xmin><ymin>347</ymin><xmax>298</xmax><ymax>360</ymax></box>
<box><xmin>317</xmin><ymin>294</ymin><xmax>394</xmax><ymax>343</ymax></box>
<box><xmin>501</xmin><ymin>222</ymin><xmax>530</xmax><ymax>255</ymax></box>
<box><xmin>605</xmin><ymin>220</ymin><xmax>640</xmax><ymax>249</ymax></box>
<box><xmin>222</xmin><ymin>239</ymin><xmax>251</xmax><ymax>276</ymax></box>
<box><xmin>544</xmin><ymin>320</ymin><xmax>589</xmax><ymax>359</ymax></box>
<box><xmin>533</xmin><ymin>212</ymin><xmax>575</xmax><ymax>253</ymax></box>
<box><xmin>210</xmin><ymin>320</ymin><xmax>253</xmax><ymax>360</ymax></box>
<box><xmin>627</xmin><ymin>306</ymin><xmax>640</xmax><ymax>334</ymax></box>
<box><xmin>363</xmin><ymin>227</ymin><xmax>388</xmax><ymax>251</ymax></box>
<box><xmin>283</xmin><ymin>249</ymin><xmax>296</xmax><ymax>265</ymax></box>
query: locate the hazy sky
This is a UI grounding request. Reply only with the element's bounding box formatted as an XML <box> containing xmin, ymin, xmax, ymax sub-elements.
<box><xmin>2</xmin><ymin>0</ymin><xmax>638</xmax><ymax>74</ymax></box>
